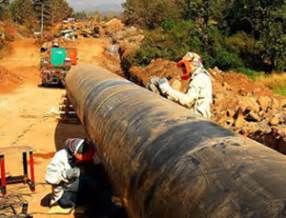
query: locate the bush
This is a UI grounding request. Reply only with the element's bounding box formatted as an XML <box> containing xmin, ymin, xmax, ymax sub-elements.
<box><xmin>126</xmin><ymin>20</ymin><xmax>201</xmax><ymax>66</ymax></box>
<box><xmin>123</xmin><ymin>0</ymin><xmax>286</xmax><ymax>73</ymax></box>
<box><xmin>273</xmin><ymin>87</ymin><xmax>286</xmax><ymax>96</ymax></box>
<box><xmin>211</xmin><ymin>47</ymin><xmax>243</xmax><ymax>70</ymax></box>
<box><xmin>123</xmin><ymin>0</ymin><xmax>180</xmax><ymax>28</ymax></box>
<box><xmin>235</xmin><ymin>67</ymin><xmax>256</xmax><ymax>80</ymax></box>
<box><xmin>128</xmin><ymin>20</ymin><xmax>244</xmax><ymax>71</ymax></box>
<box><xmin>10</xmin><ymin>0</ymin><xmax>34</xmax><ymax>26</ymax></box>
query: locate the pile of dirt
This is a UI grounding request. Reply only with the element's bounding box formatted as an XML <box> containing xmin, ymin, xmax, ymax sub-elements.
<box><xmin>100</xmin><ymin>47</ymin><xmax>123</xmax><ymax>76</ymax></box>
<box><xmin>0</xmin><ymin>66</ymin><xmax>23</xmax><ymax>93</ymax></box>
<box><xmin>99</xmin><ymin>23</ymin><xmax>144</xmax><ymax>77</ymax></box>
<box><xmin>102</xmin><ymin>20</ymin><xmax>144</xmax><ymax>57</ymax></box>
<box><xmin>3</xmin><ymin>23</ymin><xmax>17</xmax><ymax>42</ymax></box>
<box><xmin>105</xmin><ymin>25</ymin><xmax>144</xmax><ymax>79</ymax></box>
<box><xmin>209</xmin><ymin>68</ymin><xmax>286</xmax><ymax>153</ymax></box>
<box><xmin>116</xmin><ymin>27</ymin><xmax>144</xmax><ymax>57</ymax></box>
<box><xmin>77</xmin><ymin>20</ymin><xmax>105</xmax><ymax>39</ymax></box>
<box><xmin>128</xmin><ymin>59</ymin><xmax>181</xmax><ymax>86</ymax></box>
<box><xmin>128</xmin><ymin>59</ymin><xmax>286</xmax><ymax>153</ymax></box>
<box><xmin>103</xmin><ymin>18</ymin><xmax>125</xmax><ymax>34</ymax></box>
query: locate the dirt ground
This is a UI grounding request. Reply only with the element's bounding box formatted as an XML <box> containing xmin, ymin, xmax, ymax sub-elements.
<box><xmin>0</xmin><ymin>37</ymin><xmax>109</xmax><ymax>217</ymax></box>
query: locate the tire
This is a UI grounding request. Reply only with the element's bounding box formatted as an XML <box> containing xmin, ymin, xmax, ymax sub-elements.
<box><xmin>61</xmin><ymin>79</ymin><xmax>65</xmax><ymax>87</ymax></box>
<box><xmin>42</xmin><ymin>77</ymin><xmax>50</xmax><ymax>87</ymax></box>
<box><xmin>42</xmin><ymin>82</ymin><xmax>48</xmax><ymax>87</ymax></box>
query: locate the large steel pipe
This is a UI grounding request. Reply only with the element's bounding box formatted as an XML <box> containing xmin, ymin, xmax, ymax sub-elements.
<box><xmin>66</xmin><ymin>64</ymin><xmax>286</xmax><ymax>218</ymax></box>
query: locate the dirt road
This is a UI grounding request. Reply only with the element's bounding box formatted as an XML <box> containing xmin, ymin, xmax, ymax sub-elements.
<box><xmin>0</xmin><ymin>37</ymin><xmax>109</xmax><ymax>216</ymax></box>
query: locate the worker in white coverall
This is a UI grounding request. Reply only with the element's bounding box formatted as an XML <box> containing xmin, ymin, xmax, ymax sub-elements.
<box><xmin>46</xmin><ymin>138</ymin><xmax>127</xmax><ymax>217</ymax></box>
<box><xmin>149</xmin><ymin>52</ymin><xmax>213</xmax><ymax>119</ymax></box>
<box><xmin>45</xmin><ymin>138</ymin><xmax>97</xmax><ymax>208</ymax></box>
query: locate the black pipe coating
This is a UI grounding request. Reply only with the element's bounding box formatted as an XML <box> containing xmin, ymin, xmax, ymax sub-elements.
<box><xmin>66</xmin><ymin>64</ymin><xmax>286</xmax><ymax>218</ymax></box>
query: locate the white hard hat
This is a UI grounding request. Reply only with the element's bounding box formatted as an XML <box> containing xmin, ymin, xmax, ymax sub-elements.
<box><xmin>52</xmin><ymin>40</ymin><xmax>59</xmax><ymax>47</ymax></box>
<box><xmin>182</xmin><ymin>52</ymin><xmax>203</xmax><ymax>68</ymax></box>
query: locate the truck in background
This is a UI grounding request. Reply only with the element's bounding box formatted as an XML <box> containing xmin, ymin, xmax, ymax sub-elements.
<box><xmin>40</xmin><ymin>44</ymin><xmax>77</xmax><ymax>87</ymax></box>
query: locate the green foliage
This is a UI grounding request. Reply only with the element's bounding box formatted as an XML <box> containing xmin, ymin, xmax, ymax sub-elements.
<box><xmin>235</xmin><ymin>67</ymin><xmax>256</xmax><ymax>80</ymax></box>
<box><xmin>259</xmin><ymin>20</ymin><xmax>286</xmax><ymax>72</ymax></box>
<box><xmin>211</xmin><ymin>47</ymin><xmax>243</xmax><ymax>70</ymax></box>
<box><xmin>32</xmin><ymin>0</ymin><xmax>72</xmax><ymax>28</ymax></box>
<box><xmin>32</xmin><ymin>0</ymin><xmax>52</xmax><ymax>26</ymax></box>
<box><xmin>0</xmin><ymin>0</ymin><xmax>10</xmax><ymax>20</ymax></box>
<box><xmin>204</xmin><ymin>26</ymin><xmax>243</xmax><ymax>69</ymax></box>
<box><xmin>73</xmin><ymin>11</ymin><xmax>89</xmax><ymax>20</ymax></box>
<box><xmin>124</xmin><ymin>0</ymin><xmax>286</xmax><ymax>73</ymax></box>
<box><xmin>0</xmin><ymin>3</ymin><xmax>4</xmax><ymax>19</ymax></box>
<box><xmin>225</xmin><ymin>0</ymin><xmax>286</xmax><ymax>72</ymax></box>
<box><xmin>10</xmin><ymin>0</ymin><xmax>35</xmax><ymax>27</ymax></box>
<box><xmin>51</xmin><ymin>0</ymin><xmax>73</xmax><ymax>23</ymax></box>
<box><xmin>273</xmin><ymin>87</ymin><xmax>286</xmax><ymax>96</ymax></box>
<box><xmin>123</xmin><ymin>0</ymin><xmax>180</xmax><ymax>28</ymax></box>
<box><xmin>128</xmin><ymin>20</ymin><xmax>243</xmax><ymax>70</ymax></box>
<box><xmin>129</xmin><ymin>20</ymin><xmax>202</xmax><ymax>66</ymax></box>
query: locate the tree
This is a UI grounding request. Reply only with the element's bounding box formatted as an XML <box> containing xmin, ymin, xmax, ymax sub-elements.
<box><xmin>0</xmin><ymin>0</ymin><xmax>10</xmax><ymax>20</ymax></box>
<box><xmin>123</xmin><ymin>0</ymin><xmax>180</xmax><ymax>28</ymax></box>
<box><xmin>10</xmin><ymin>0</ymin><xmax>34</xmax><ymax>25</ymax></box>
<box><xmin>258</xmin><ymin>9</ymin><xmax>286</xmax><ymax>72</ymax></box>
<box><xmin>123</xmin><ymin>0</ymin><xmax>286</xmax><ymax>72</ymax></box>
<box><xmin>226</xmin><ymin>0</ymin><xmax>286</xmax><ymax>71</ymax></box>
<box><xmin>73</xmin><ymin>11</ymin><xmax>89</xmax><ymax>20</ymax></box>
<box><xmin>51</xmin><ymin>0</ymin><xmax>73</xmax><ymax>23</ymax></box>
<box><xmin>32</xmin><ymin>0</ymin><xmax>72</xmax><ymax>30</ymax></box>
<box><xmin>32</xmin><ymin>0</ymin><xmax>52</xmax><ymax>29</ymax></box>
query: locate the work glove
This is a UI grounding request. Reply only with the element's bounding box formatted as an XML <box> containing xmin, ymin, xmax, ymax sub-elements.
<box><xmin>146</xmin><ymin>76</ymin><xmax>162</xmax><ymax>94</ymax></box>
<box><xmin>148</xmin><ymin>76</ymin><xmax>160</xmax><ymax>85</ymax></box>
<box><xmin>65</xmin><ymin>168</ymin><xmax>80</xmax><ymax>180</ymax></box>
<box><xmin>158</xmin><ymin>78</ymin><xmax>171</xmax><ymax>94</ymax></box>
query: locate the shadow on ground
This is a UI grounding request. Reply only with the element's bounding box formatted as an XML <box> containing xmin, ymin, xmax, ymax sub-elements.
<box><xmin>54</xmin><ymin>120</ymin><xmax>87</xmax><ymax>151</ymax></box>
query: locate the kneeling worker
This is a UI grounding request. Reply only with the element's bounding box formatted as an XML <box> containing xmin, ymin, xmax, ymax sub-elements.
<box><xmin>149</xmin><ymin>52</ymin><xmax>213</xmax><ymax>119</ymax></box>
<box><xmin>45</xmin><ymin>138</ymin><xmax>96</xmax><ymax>208</ymax></box>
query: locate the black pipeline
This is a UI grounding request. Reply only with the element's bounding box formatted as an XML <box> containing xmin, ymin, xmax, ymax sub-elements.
<box><xmin>66</xmin><ymin>65</ymin><xmax>286</xmax><ymax>218</ymax></box>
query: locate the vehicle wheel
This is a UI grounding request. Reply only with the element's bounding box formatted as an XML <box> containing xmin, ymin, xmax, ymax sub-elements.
<box><xmin>42</xmin><ymin>79</ymin><xmax>47</xmax><ymax>87</ymax></box>
<box><xmin>61</xmin><ymin>79</ymin><xmax>65</xmax><ymax>87</ymax></box>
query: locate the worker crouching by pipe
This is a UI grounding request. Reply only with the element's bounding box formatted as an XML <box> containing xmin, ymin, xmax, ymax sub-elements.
<box><xmin>45</xmin><ymin>138</ymin><xmax>97</xmax><ymax>208</ymax></box>
<box><xmin>45</xmin><ymin>138</ymin><xmax>126</xmax><ymax>217</ymax></box>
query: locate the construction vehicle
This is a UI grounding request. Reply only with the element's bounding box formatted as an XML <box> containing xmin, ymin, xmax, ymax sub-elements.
<box><xmin>40</xmin><ymin>45</ymin><xmax>77</xmax><ymax>87</ymax></box>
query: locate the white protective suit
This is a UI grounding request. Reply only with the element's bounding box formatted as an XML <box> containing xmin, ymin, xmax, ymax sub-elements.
<box><xmin>45</xmin><ymin>149</ymin><xmax>80</xmax><ymax>205</ymax></box>
<box><xmin>160</xmin><ymin>67</ymin><xmax>213</xmax><ymax>119</ymax></box>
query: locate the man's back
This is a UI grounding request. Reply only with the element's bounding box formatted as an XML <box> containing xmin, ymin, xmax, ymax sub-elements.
<box><xmin>188</xmin><ymin>69</ymin><xmax>212</xmax><ymax>118</ymax></box>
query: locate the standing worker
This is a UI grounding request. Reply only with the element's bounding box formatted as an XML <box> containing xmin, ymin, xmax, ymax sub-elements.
<box><xmin>149</xmin><ymin>52</ymin><xmax>213</xmax><ymax>119</ymax></box>
<box><xmin>52</xmin><ymin>40</ymin><xmax>60</xmax><ymax>48</ymax></box>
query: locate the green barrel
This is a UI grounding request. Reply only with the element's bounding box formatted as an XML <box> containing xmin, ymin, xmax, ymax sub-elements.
<box><xmin>50</xmin><ymin>48</ymin><xmax>67</xmax><ymax>67</ymax></box>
